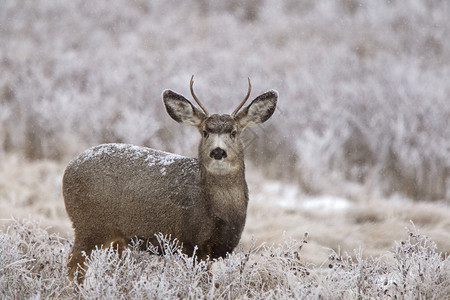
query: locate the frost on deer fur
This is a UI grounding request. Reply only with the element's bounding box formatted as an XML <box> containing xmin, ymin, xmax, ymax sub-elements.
<box><xmin>64</xmin><ymin>143</ymin><xmax>202</xmax><ymax>214</ymax></box>
<box><xmin>70</xmin><ymin>143</ymin><xmax>194</xmax><ymax>175</ymax></box>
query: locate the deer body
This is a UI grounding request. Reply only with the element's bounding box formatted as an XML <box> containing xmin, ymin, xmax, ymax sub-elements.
<box><xmin>64</xmin><ymin>77</ymin><xmax>277</xmax><ymax>282</ymax></box>
<box><xmin>64</xmin><ymin>143</ymin><xmax>247</xmax><ymax>259</ymax></box>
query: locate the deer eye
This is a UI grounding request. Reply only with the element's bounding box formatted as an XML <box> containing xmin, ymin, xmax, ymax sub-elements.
<box><xmin>230</xmin><ymin>131</ymin><xmax>237</xmax><ymax>139</ymax></box>
<box><xmin>203</xmin><ymin>131</ymin><xmax>209</xmax><ymax>138</ymax></box>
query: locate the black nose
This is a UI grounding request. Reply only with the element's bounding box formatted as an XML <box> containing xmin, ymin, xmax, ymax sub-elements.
<box><xmin>210</xmin><ymin>147</ymin><xmax>227</xmax><ymax>160</ymax></box>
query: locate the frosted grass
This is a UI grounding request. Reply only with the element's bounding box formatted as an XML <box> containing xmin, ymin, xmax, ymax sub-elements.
<box><xmin>0</xmin><ymin>219</ymin><xmax>448</xmax><ymax>299</ymax></box>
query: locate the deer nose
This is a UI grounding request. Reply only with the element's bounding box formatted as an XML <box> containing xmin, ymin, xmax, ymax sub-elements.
<box><xmin>210</xmin><ymin>147</ymin><xmax>227</xmax><ymax>160</ymax></box>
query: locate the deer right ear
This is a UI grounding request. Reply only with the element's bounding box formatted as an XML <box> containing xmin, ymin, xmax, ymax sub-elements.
<box><xmin>162</xmin><ymin>90</ymin><xmax>206</xmax><ymax>127</ymax></box>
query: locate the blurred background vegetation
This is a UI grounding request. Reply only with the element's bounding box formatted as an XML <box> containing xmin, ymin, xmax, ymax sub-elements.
<box><xmin>0</xmin><ymin>0</ymin><xmax>449</xmax><ymax>200</ymax></box>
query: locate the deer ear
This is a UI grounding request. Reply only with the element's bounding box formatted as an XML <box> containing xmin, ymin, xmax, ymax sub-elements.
<box><xmin>235</xmin><ymin>90</ymin><xmax>278</xmax><ymax>129</ymax></box>
<box><xmin>162</xmin><ymin>90</ymin><xmax>206</xmax><ymax>126</ymax></box>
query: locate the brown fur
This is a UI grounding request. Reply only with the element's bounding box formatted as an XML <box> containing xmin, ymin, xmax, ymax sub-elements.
<box><xmin>63</xmin><ymin>81</ymin><xmax>277</xmax><ymax>283</ymax></box>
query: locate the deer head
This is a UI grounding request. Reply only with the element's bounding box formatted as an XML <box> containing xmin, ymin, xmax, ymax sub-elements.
<box><xmin>163</xmin><ymin>76</ymin><xmax>278</xmax><ymax>175</ymax></box>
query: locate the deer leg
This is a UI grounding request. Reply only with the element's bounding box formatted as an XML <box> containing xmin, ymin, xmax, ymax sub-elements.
<box><xmin>67</xmin><ymin>247</ymin><xmax>89</xmax><ymax>284</ymax></box>
<box><xmin>103</xmin><ymin>235</ymin><xmax>128</xmax><ymax>256</ymax></box>
<box><xmin>67</xmin><ymin>229</ymin><xmax>127</xmax><ymax>284</ymax></box>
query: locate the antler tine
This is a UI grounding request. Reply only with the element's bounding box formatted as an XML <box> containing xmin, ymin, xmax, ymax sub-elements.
<box><xmin>231</xmin><ymin>77</ymin><xmax>252</xmax><ymax>118</ymax></box>
<box><xmin>190</xmin><ymin>75</ymin><xmax>209</xmax><ymax>116</ymax></box>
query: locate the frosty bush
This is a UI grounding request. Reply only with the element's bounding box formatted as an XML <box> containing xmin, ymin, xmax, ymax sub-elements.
<box><xmin>0</xmin><ymin>220</ymin><xmax>70</xmax><ymax>299</ymax></box>
<box><xmin>0</xmin><ymin>0</ymin><xmax>449</xmax><ymax>200</ymax></box>
<box><xmin>324</xmin><ymin>225</ymin><xmax>450</xmax><ymax>299</ymax></box>
<box><xmin>0</xmin><ymin>220</ymin><xmax>448</xmax><ymax>299</ymax></box>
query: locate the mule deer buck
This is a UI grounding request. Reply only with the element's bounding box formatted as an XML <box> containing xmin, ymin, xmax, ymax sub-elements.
<box><xmin>63</xmin><ymin>76</ymin><xmax>278</xmax><ymax>282</ymax></box>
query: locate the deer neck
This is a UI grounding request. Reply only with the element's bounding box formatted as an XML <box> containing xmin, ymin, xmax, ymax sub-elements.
<box><xmin>200</xmin><ymin>163</ymin><xmax>249</xmax><ymax>222</ymax></box>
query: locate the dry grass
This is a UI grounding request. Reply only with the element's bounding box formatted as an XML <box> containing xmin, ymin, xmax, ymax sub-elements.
<box><xmin>0</xmin><ymin>155</ymin><xmax>71</xmax><ymax>237</ymax></box>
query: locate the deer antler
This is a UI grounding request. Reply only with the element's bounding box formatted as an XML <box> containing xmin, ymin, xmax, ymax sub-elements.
<box><xmin>231</xmin><ymin>78</ymin><xmax>251</xmax><ymax>118</ymax></box>
<box><xmin>190</xmin><ymin>75</ymin><xmax>209</xmax><ymax>117</ymax></box>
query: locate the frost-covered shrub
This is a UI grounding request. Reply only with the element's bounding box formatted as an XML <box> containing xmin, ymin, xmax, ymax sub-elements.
<box><xmin>389</xmin><ymin>228</ymin><xmax>450</xmax><ymax>299</ymax></box>
<box><xmin>0</xmin><ymin>220</ymin><xmax>449</xmax><ymax>299</ymax></box>
<box><xmin>76</xmin><ymin>234</ymin><xmax>212</xmax><ymax>299</ymax></box>
<box><xmin>322</xmin><ymin>224</ymin><xmax>450</xmax><ymax>299</ymax></box>
<box><xmin>0</xmin><ymin>220</ymin><xmax>70</xmax><ymax>299</ymax></box>
<box><xmin>0</xmin><ymin>0</ymin><xmax>448</xmax><ymax>199</ymax></box>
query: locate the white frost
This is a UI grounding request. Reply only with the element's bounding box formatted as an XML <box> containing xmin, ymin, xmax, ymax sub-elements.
<box><xmin>299</xmin><ymin>195</ymin><xmax>351</xmax><ymax>212</ymax></box>
<box><xmin>254</xmin><ymin>179</ymin><xmax>352</xmax><ymax>212</ymax></box>
<box><xmin>73</xmin><ymin>143</ymin><xmax>188</xmax><ymax>171</ymax></box>
<box><xmin>160</xmin><ymin>167</ymin><xmax>167</xmax><ymax>176</ymax></box>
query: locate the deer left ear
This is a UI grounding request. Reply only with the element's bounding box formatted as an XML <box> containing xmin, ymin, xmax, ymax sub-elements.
<box><xmin>235</xmin><ymin>90</ymin><xmax>278</xmax><ymax>129</ymax></box>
